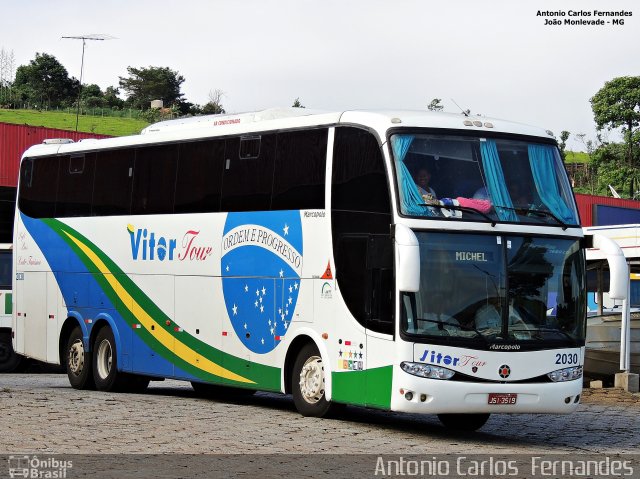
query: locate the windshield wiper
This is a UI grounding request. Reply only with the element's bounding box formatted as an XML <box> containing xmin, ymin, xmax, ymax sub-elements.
<box><xmin>416</xmin><ymin>317</ymin><xmax>488</xmax><ymax>341</ymax></box>
<box><xmin>510</xmin><ymin>327</ymin><xmax>575</xmax><ymax>341</ymax></box>
<box><xmin>493</xmin><ymin>205</ymin><xmax>568</xmax><ymax>230</ymax></box>
<box><xmin>525</xmin><ymin>209</ymin><xmax>568</xmax><ymax>230</ymax></box>
<box><xmin>419</xmin><ymin>203</ymin><xmax>496</xmax><ymax>227</ymax></box>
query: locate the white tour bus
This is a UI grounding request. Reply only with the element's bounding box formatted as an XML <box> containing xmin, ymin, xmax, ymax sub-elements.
<box><xmin>12</xmin><ymin>108</ymin><xmax>625</xmax><ymax>430</ymax></box>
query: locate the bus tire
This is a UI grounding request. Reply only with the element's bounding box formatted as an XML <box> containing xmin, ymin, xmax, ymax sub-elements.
<box><xmin>65</xmin><ymin>326</ymin><xmax>94</xmax><ymax>389</ymax></box>
<box><xmin>0</xmin><ymin>331</ymin><xmax>22</xmax><ymax>373</ymax></box>
<box><xmin>437</xmin><ymin>413</ymin><xmax>490</xmax><ymax>431</ymax></box>
<box><xmin>292</xmin><ymin>343</ymin><xmax>341</xmax><ymax>417</ymax></box>
<box><xmin>92</xmin><ymin>326</ymin><xmax>124</xmax><ymax>392</ymax></box>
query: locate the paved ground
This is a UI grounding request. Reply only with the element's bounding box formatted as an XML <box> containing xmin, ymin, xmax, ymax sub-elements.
<box><xmin>0</xmin><ymin>374</ymin><xmax>638</xmax><ymax>456</ymax></box>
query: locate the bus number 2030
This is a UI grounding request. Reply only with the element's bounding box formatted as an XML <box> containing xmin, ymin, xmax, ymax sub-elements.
<box><xmin>555</xmin><ymin>353</ymin><xmax>579</xmax><ymax>365</ymax></box>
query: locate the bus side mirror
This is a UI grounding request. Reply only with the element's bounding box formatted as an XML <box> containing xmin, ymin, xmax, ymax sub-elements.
<box><xmin>394</xmin><ymin>224</ymin><xmax>420</xmax><ymax>292</ymax></box>
<box><xmin>589</xmin><ymin>233</ymin><xmax>628</xmax><ymax>300</ymax></box>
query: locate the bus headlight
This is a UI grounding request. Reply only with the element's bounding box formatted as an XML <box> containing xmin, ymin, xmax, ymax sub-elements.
<box><xmin>400</xmin><ymin>362</ymin><xmax>455</xmax><ymax>380</ymax></box>
<box><xmin>547</xmin><ymin>366</ymin><xmax>583</xmax><ymax>382</ymax></box>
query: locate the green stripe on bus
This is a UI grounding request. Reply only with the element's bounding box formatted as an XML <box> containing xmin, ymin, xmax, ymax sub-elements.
<box><xmin>4</xmin><ymin>293</ymin><xmax>11</xmax><ymax>314</ymax></box>
<box><xmin>331</xmin><ymin>365</ymin><xmax>393</xmax><ymax>409</ymax></box>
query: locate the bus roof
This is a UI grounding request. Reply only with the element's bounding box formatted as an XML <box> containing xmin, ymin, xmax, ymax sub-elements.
<box><xmin>22</xmin><ymin>108</ymin><xmax>555</xmax><ymax>157</ymax></box>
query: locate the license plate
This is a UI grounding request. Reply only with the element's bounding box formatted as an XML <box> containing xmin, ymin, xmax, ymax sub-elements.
<box><xmin>488</xmin><ymin>393</ymin><xmax>517</xmax><ymax>405</ymax></box>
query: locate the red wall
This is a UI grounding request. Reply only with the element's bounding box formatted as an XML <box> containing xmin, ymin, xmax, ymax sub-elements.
<box><xmin>0</xmin><ymin>123</ymin><xmax>111</xmax><ymax>187</ymax></box>
<box><xmin>575</xmin><ymin>193</ymin><xmax>640</xmax><ymax>226</ymax></box>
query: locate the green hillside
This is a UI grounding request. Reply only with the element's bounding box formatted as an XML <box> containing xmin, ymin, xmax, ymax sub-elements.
<box><xmin>0</xmin><ymin>109</ymin><xmax>149</xmax><ymax>137</ymax></box>
<box><xmin>564</xmin><ymin>150</ymin><xmax>590</xmax><ymax>164</ymax></box>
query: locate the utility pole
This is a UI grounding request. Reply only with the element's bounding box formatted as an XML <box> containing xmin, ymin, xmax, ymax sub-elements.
<box><xmin>62</xmin><ymin>34</ymin><xmax>114</xmax><ymax>131</ymax></box>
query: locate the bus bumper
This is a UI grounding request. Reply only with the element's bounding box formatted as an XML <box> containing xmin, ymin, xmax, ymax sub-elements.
<box><xmin>391</xmin><ymin>369</ymin><xmax>583</xmax><ymax>414</ymax></box>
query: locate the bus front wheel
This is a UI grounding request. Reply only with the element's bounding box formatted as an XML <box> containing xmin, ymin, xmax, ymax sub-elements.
<box><xmin>292</xmin><ymin>343</ymin><xmax>342</xmax><ymax>417</ymax></box>
<box><xmin>66</xmin><ymin>326</ymin><xmax>94</xmax><ymax>389</ymax></box>
<box><xmin>437</xmin><ymin>413</ymin><xmax>490</xmax><ymax>431</ymax></box>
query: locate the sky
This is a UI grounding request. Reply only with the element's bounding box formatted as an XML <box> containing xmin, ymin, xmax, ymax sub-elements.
<box><xmin>1</xmin><ymin>0</ymin><xmax>638</xmax><ymax>150</ymax></box>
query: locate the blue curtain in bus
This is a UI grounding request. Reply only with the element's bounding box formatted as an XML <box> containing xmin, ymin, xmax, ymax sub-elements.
<box><xmin>479</xmin><ymin>140</ymin><xmax>518</xmax><ymax>222</ymax></box>
<box><xmin>528</xmin><ymin>144</ymin><xmax>575</xmax><ymax>223</ymax></box>
<box><xmin>392</xmin><ymin>135</ymin><xmax>434</xmax><ymax>216</ymax></box>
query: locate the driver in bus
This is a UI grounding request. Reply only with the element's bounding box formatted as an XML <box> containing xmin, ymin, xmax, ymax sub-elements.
<box><xmin>474</xmin><ymin>297</ymin><xmax>526</xmax><ymax>332</ymax></box>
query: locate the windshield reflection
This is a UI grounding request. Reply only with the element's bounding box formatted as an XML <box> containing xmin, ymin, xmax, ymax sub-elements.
<box><xmin>401</xmin><ymin>232</ymin><xmax>586</xmax><ymax>348</ymax></box>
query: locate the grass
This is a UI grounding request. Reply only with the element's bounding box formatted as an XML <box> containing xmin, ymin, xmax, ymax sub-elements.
<box><xmin>564</xmin><ymin>150</ymin><xmax>590</xmax><ymax>164</ymax></box>
<box><xmin>0</xmin><ymin>109</ymin><xmax>149</xmax><ymax>137</ymax></box>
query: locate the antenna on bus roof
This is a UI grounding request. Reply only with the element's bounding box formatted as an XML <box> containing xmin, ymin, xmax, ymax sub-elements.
<box><xmin>450</xmin><ymin>98</ymin><xmax>470</xmax><ymax>117</ymax></box>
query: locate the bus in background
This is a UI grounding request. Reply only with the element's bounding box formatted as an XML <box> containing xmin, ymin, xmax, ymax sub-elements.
<box><xmin>12</xmin><ymin>108</ymin><xmax>627</xmax><ymax>430</ymax></box>
<box><xmin>0</xmin><ymin>243</ymin><xmax>20</xmax><ymax>372</ymax></box>
<box><xmin>0</xmin><ymin>184</ymin><xmax>19</xmax><ymax>372</ymax></box>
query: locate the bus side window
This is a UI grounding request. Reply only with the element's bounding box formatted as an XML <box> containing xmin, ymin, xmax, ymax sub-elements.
<box><xmin>56</xmin><ymin>154</ymin><xmax>95</xmax><ymax>217</ymax></box>
<box><xmin>92</xmin><ymin>149</ymin><xmax>134</xmax><ymax>216</ymax></box>
<box><xmin>19</xmin><ymin>156</ymin><xmax>59</xmax><ymax>219</ymax></box>
<box><xmin>272</xmin><ymin>129</ymin><xmax>328</xmax><ymax>210</ymax></box>
<box><xmin>132</xmin><ymin>144</ymin><xmax>178</xmax><ymax>215</ymax></box>
<box><xmin>221</xmin><ymin>135</ymin><xmax>276</xmax><ymax>212</ymax></box>
<box><xmin>175</xmin><ymin>140</ymin><xmax>225</xmax><ymax>214</ymax></box>
<box><xmin>331</xmin><ymin>127</ymin><xmax>390</xmax><ymax>215</ymax></box>
<box><xmin>0</xmin><ymin>186</ymin><xmax>15</xmax><ymax>242</ymax></box>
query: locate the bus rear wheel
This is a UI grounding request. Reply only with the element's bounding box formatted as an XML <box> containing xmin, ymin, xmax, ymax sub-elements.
<box><xmin>437</xmin><ymin>413</ymin><xmax>490</xmax><ymax>431</ymax></box>
<box><xmin>92</xmin><ymin>326</ymin><xmax>126</xmax><ymax>392</ymax></box>
<box><xmin>0</xmin><ymin>331</ymin><xmax>22</xmax><ymax>373</ymax></box>
<box><xmin>66</xmin><ymin>326</ymin><xmax>94</xmax><ymax>389</ymax></box>
<box><xmin>93</xmin><ymin>326</ymin><xmax>150</xmax><ymax>393</ymax></box>
<box><xmin>292</xmin><ymin>343</ymin><xmax>342</xmax><ymax>417</ymax></box>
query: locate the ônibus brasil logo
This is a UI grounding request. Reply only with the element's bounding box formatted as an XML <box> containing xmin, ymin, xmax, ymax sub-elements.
<box><xmin>221</xmin><ymin>211</ymin><xmax>303</xmax><ymax>354</ymax></box>
<box><xmin>127</xmin><ymin>224</ymin><xmax>212</xmax><ymax>261</ymax></box>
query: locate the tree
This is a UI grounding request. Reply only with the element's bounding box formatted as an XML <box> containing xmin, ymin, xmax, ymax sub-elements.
<box><xmin>427</xmin><ymin>98</ymin><xmax>443</xmax><ymax>111</ymax></box>
<box><xmin>292</xmin><ymin>97</ymin><xmax>305</xmax><ymax>108</ymax></box>
<box><xmin>558</xmin><ymin>130</ymin><xmax>570</xmax><ymax>162</ymax></box>
<box><xmin>201</xmin><ymin>89</ymin><xmax>225</xmax><ymax>114</ymax></box>
<box><xmin>590</xmin><ymin>76</ymin><xmax>640</xmax><ymax>166</ymax></box>
<box><xmin>103</xmin><ymin>86</ymin><xmax>125</xmax><ymax>109</ymax></box>
<box><xmin>0</xmin><ymin>47</ymin><xmax>16</xmax><ymax>105</ymax></box>
<box><xmin>80</xmin><ymin>83</ymin><xmax>104</xmax><ymax>108</ymax></box>
<box><xmin>13</xmin><ymin>53</ymin><xmax>78</xmax><ymax>108</ymax></box>
<box><xmin>119</xmin><ymin>66</ymin><xmax>185</xmax><ymax>110</ymax></box>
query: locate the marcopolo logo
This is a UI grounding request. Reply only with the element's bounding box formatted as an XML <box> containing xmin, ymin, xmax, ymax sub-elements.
<box><xmin>221</xmin><ymin>211</ymin><xmax>303</xmax><ymax>354</ymax></box>
<box><xmin>127</xmin><ymin>224</ymin><xmax>212</xmax><ymax>262</ymax></box>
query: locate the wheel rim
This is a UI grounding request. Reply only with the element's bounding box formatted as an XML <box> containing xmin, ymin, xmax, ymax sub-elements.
<box><xmin>96</xmin><ymin>339</ymin><xmax>113</xmax><ymax>380</ymax></box>
<box><xmin>68</xmin><ymin>339</ymin><xmax>85</xmax><ymax>376</ymax></box>
<box><xmin>298</xmin><ymin>355</ymin><xmax>325</xmax><ymax>404</ymax></box>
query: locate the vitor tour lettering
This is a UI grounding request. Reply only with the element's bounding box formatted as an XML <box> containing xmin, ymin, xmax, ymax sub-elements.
<box><xmin>418</xmin><ymin>349</ymin><xmax>460</xmax><ymax>366</ymax></box>
<box><xmin>127</xmin><ymin>225</ymin><xmax>212</xmax><ymax>262</ymax></box>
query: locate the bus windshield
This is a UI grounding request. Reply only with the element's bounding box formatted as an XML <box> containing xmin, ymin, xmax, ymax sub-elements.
<box><xmin>391</xmin><ymin>133</ymin><xmax>579</xmax><ymax>226</ymax></box>
<box><xmin>401</xmin><ymin>232</ymin><xmax>586</xmax><ymax>349</ymax></box>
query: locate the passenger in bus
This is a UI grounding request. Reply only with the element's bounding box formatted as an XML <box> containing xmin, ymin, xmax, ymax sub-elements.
<box><xmin>415</xmin><ymin>167</ymin><xmax>438</xmax><ymax>205</ymax></box>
